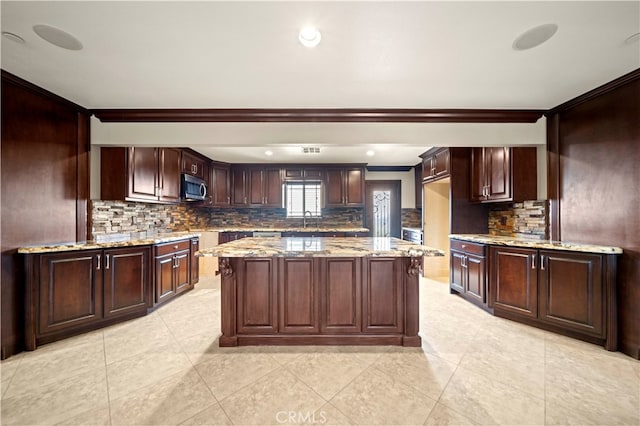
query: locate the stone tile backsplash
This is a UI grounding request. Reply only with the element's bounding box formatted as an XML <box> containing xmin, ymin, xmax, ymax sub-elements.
<box><xmin>401</xmin><ymin>208</ymin><xmax>422</xmax><ymax>228</ymax></box>
<box><xmin>91</xmin><ymin>201</ymin><xmax>364</xmax><ymax>240</ymax></box>
<box><xmin>488</xmin><ymin>200</ymin><xmax>547</xmax><ymax>239</ymax></box>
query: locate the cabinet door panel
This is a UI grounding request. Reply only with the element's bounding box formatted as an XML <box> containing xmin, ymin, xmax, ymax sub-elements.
<box><xmin>104</xmin><ymin>247</ymin><xmax>148</xmax><ymax>318</ymax></box>
<box><xmin>325</xmin><ymin>169</ymin><xmax>344</xmax><ymax>206</ymax></box>
<box><xmin>279</xmin><ymin>258</ymin><xmax>319</xmax><ymax>333</ymax></box>
<box><xmin>450</xmin><ymin>251</ymin><xmax>465</xmax><ymax>293</ymax></box>
<box><xmin>363</xmin><ymin>258</ymin><xmax>403</xmax><ymax>333</ymax></box>
<box><xmin>470</xmin><ymin>148</ymin><xmax>485</xmax><ymax>201</ymax></box>
<box><xmin>264</xmin><ymin>168</ymin><xmax>283</xmax><ymax>206</ymax></box>
<box><xmin>321</xmin><ymin>258</ymin><xmax>361</xmax><ymax>333</ymax></box>
<box><xmin>237</xmin><ymin>258</ymin><xmax>277</xmax><ymax>333</ymax></box>
<box><xmin>232</xmin><ymin>168</ymin><xmax>248</xmax><ymax>205</ymax></box>
<box><xmin>539</xmin><ymin>251</ymin><xmax>603</xmax><ymax>336</ymax></box>
<box><xmin>128</xmin><ymin>147</ymin><xmax>157</xmax><ymax>201</ymax></box>
<box><xmin>491</xmin><ymin>247</ymin><xmax>537</xmax><ymax>318</ymax></box>
<box><xmin>345</xmin><ymin>168</ymin><xmax>364</xmax><ymax>205</ymax></box>
<box><xmin>465</xmin><ymin>255</ymin><xmax>485</xmax><ymax>304</ymax></box>
<box><xmin>212</xmin><ymin>165</ymin><xmax>231</xmax><ymax>206</ymax></box>
<box><xmin>433</xmin><ymin>149</ymin><xmax>450</xmax><ymax>179</ymax></box>
<box><xmin>39</xmin><ymin>251</ymin><xmax>103</xmax><ymax>334</ymax></box>
<box><xmin>174</xmin><ymin>251</ymin><xmax>191</xmax><ymax>294</ymax></box>
<box><xmin>486</xmin><ymin>147</ymin><xmax>511</xmax><ymax>201</ymax></box>
<box><xmin>191</xmin><ymin>239</ymin><xmax>199</xmax><ymax>285</ymax></box>
<box><xmin>158</xmin><ymin>148</ymin><xmax>181</xmax><ymax>202</ymax></box>
<box><xmin>249</xmin><ymin>169</ymin><xmax>264</xmax><ymax>205</ymax></box>
<box><xmin>155</xmin><ymin>255</ymin><xmax>175</xmax><ymax>304</ymax></box>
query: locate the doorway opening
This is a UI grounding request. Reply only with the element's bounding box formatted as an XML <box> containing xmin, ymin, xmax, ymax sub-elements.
<box><xmin>365</xmin><ymin>180</ymin><xmax>401</xmax><ymax>238</ymax></box>
<box><xmin>423</xmin><ymin>177</ymin><xmax>451</xmax><ymax>281</ymax></box>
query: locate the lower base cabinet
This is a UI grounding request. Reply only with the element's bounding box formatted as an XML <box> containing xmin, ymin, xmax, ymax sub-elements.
<box><xmin>220</xmin><ymin>256</ymin><xmax>418</xmax><ymax>346</ymax></box>
<box><xmin>450</xmin><ymin>240</ymin><xmax>487</xmax><ymax>309</ymax></box>
<box><xmin>25</xmin><ymin>246</ymin><xmax>151</xmax><ymax>350</ymax></box>
<box><xmin>489</xmin><ymin>246</ymin><xmax>616</xmax><ymax>350</ymax></box>
<box><xmin>154</xmin><ymin>240</ymin><xmax>192</xmax><ymax>306</ymax></box>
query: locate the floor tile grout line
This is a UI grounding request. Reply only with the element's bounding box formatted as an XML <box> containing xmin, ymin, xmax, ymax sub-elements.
<box><xmin>102</xmin><ymin>331</ymin><xmax>113</xmax><ymax>426</ymax></box>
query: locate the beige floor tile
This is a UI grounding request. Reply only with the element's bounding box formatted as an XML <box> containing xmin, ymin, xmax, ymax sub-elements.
<box><xmin>312</xmin><ymin>402</ymin><xmax>355</xmax><ymax>425</ymax></box>
<box><xmin>285</xmin><ymin>347</ymin><xmax>380</xmax><ymax>400</ymax></box>
<box><xmin>179</xmin><ymin>403</ymin><xmax>233</xmax><ymax>425</ymax></box>
<box><xmin>439</xmin><ymin>366</ymin><xmax>545</xmax><ymax>425</ymax></box>
<box><xmin>163</xmin><ymin>311</ymin><xmax>221</xmax><ymax>340</ymax></box>
<box><xmin>1</xmin><ymin>353</ymin><xmax>23</xmax><ymax>397</ymax></box>
<box><xmin>106</xmin><ymin>342</ymin><xmax>192</xmax><ymax>400</ymax></box>
<box><xmin>420</xmin><ymin>329</ymin><xmax>474</xmax><ymax>366</ymax></box>
<box><xmin>220</xmin><ymin>368</ymin><xmax>326</xmax><ymax>425</ymax></box>
<box><xmin>5</xmin><ymin>339</ymin><xmax>106</xmax><ymax>398</ymax></box>
<box><xmin>424</xmin><ymin>403</ymin><xmax>478</xmax><ymax>426</ymax></box>
<box><xmin>104</xmin><ymin>315</ymin><xmax>176</xmax><ymax>365</ymax></box>
<box><xmin>54</xmin><ymin>407</ymin><xmax>111</xmax><ymax>426</ymax></box>
<box><xmin>546</xmin><ymin>400</ymin><xmax>639</xmax><ymax>426</ymax></box>
<box><xmin>372</xmin><ymin>348</ymin><xmax>456</xmax><ymax>400</ymax></box>
<box><xmin>110</xmin><ymin>368</ymin><xmax>218</xmax><ymax>425</ymax></box>
<box><xmin>1</xmin><ymin>368</ymin><xmax>109</xmax><ymax>425</ymax></box>
<box><xmin>195</xmin><ymin>351</ymin><xmax>281</xmax><ymax>400</ymax></box>
<box><xmin>330</xmin><ymin>367</ymin><xmax>436</xmax><ymax>425</ymax></box>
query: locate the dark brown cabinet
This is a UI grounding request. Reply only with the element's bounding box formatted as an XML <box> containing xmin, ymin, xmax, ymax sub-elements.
<box><xmin>154</xmin><ymin>240</ymin><xmax>191</xmax><ymax>305</ymax></box>
<box><xmin>190</xmin><ymin>238</ymin><xmax>200</xmax><ymax>285</ymax></box>
<box><xmin>25</xmin><ymin>246</ymin><xmax>151</xmax><ymax>350</ymax></box>
<box><xmin>470</xmin><ymin>147</ymin><xmax>537</xmax><ymax>203</ymax></box>
<box><xmin>420</xmin><ymin>147</ymin><xmax>450</xmax><ymax>183</ymax></box>
<box><xmin>218</xmin><ymin>232</ymin><xmax>253</xmax><ymax>244</ymax></box>
<box><xmin>231</xmin><ymin>167</ymin><xmax>249</xmax><ymax>205</ymax></box>
<box><xmin>101</xmin><ymin>147</ymin><xmax>181</xmax><ymax>204</ymax></box>
<box><xmin>236</xmin><ymin>257</ymin><xmax>278</xmax><ymax>334</ymax></box>
<box><xmin>278</xmin><ymin>258</ymin><xmax>320</xmax><ymax>334</ymax></box>
<box><xmin>325</xmin><ymin>166</ymin><xmax>365</xmax><ymax>207</ymax></box>
<box><xmin>283</xmin><ymin>167</ymin><xmax>324</xmax><ymax>181</ymax></box>
<box><xmin>489</xmin><ymin>245</ymin><xmax>615</xmax><ymax>349</ymax></box>
<box><xmin>210</xmin><ymin>162</ymin><xmax>231</xmax><ymax>207</ymax></box>
<box><xmin>362</xmin><ymin>257</ymin><xmax>403</xmax><ymax>334</ymax></box>
<box><xmin>449</xmin><ymin>239</ymin><xmax>487</xmax><ymax>308</ymax></box>
<box><xmin>320</xmin><ymin>257</ymin><xmax>362</xmax><ymax>334</ymax></box>
<box><xmin>181</xmin><ymin>150</ymin><xmax>205</xmax><ymax>179</ymax></box>
<box><xmin>249</xmin><ymin>167</ymin><xmax>282</xmax><ymax>207</ymax></box>
<box><xmin>414</xmin><ymin>164</ymin><xmax>423</xmax><ymax>208</ymax></box>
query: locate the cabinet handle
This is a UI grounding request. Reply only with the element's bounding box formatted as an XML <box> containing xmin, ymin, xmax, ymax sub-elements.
<box><xmin>461</xmin><ymin>244</ymin><xmax>466</xmax><ymax>249</ymax></box>
<box><xmin>96</xmin><ymin>255</ymin><xmax>101</xmax><ymax>270</ymax></box>
<box><xmin>105</xmin><ymin>254</ymin><xmax>110</xmax><ymax>270</ymax></box>
<box><xmin>174</xmin><ymin>245</ymin><xmax>179</xmax><ymax>249</ymax></box>
<box><xmin>531</xmin><ymin>254</ymin><xmax>536</xmax><ymax>269</ymax></box>
<box><xmin>540</xmin><ymin>255</ymin><xmax>545</xmax><ymax>270</ymax></box>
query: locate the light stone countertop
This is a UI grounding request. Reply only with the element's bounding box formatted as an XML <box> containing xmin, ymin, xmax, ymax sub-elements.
<box><xmin>196</xmin><ymin>237</ymin><xmax>444</xmax><ymax>258</ymax></box>
<box><xmin>18</xmin><ymin>232</ymin><xmax>201</xmax><ymax>254</ymax></box>
<box><xmin>449</xmin><ymin>234</ymin><xmax>622</xmax><ymax>255</ymax></box>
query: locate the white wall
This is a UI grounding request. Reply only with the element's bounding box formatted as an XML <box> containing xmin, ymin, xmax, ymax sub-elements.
<box><xmin>364</xmin><ymin>169</ymin><xmax>416</xmax><ymax>209</ymax></box>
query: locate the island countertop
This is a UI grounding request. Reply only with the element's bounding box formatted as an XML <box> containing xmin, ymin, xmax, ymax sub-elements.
<box><xmin>449</xmin><ymin>234</ymin><xmax>622</xmax><ymax>254</ymax></box>
<box><xmin>196</xmin><ymin>236</ymin><xmax>444</xmax><ymax>258</ymax></box>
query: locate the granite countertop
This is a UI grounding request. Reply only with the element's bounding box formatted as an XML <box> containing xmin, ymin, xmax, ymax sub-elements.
<box><xmin>196</xmin><ymin>237</ymin><xmax>444</xmax><ymax>258</ymax></box>
<box><xmin>449</xmin><ymin>234</ymin><xmax>622</xmax><ymax>255</ymax></box>
<box><xmin>189</xmin><ymin>227</ymin><xmax>370</xmax><ymax>233</ymax></box>
<box><xmin>18</xmin><ymin>232</ymin><xmax>201</xmax><ymax>254</ymax></box>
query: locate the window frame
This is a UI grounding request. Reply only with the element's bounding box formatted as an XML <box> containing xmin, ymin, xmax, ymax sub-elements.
<box><xmin>284</xmin><ymin>180</ymin><xmax>323</xmax><ymax>218</ymax></box>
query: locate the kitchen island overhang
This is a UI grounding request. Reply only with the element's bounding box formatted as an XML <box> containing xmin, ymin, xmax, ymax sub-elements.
<box><xmin>197</xmin><ymin>237</ymin><xmax>444</xmax><ymax>347</ymax></box>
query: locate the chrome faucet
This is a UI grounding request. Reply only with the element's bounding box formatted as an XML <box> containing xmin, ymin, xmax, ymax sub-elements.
<box><xmin>303</xmin><ymin>210</ymin><xmax>313</xmax><ymax>228</ymax></box>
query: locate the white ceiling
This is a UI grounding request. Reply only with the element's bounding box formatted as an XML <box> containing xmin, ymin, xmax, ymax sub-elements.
<box><xmin>2</xmin><ymin>1</ymin><xmax>639</xmax><ymax>165</ymax></box>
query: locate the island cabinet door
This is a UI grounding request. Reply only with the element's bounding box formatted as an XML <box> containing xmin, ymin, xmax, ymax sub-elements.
<box><xmin>362</xmin><ymin>257</ymin><xmax>403</xmax><ymax>334</ymax></box>
<box><xmin>320</xmin><ymin>258</ymin><xmax>362</xmax><ymax>334</ymax></box>
<box><xmin>236</xmin><ymin>258</ymin><xmax>277</xmax><ymax>334</ymax></box>
<box><xmin>278</xmin><ymin>258</ymin><xmax>320</xmax><ymax>333</ymax></box>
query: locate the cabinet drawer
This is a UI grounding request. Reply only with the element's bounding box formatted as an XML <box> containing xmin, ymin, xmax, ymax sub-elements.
<box><xmin>450</xmin><ymin>239</ymin><xmax>485</xmax><ymax>256</ymax></box>
<box><xmin>156</xmin><ymin>240</ymin><xmax>191</xmax><ymax>256</ymax></box>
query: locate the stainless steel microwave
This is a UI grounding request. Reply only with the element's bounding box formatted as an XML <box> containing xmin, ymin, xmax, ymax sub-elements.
<box><xmin>180</xmin><ymin>173</ymin><xmax>207</xmax><ymax>201</ymax></box>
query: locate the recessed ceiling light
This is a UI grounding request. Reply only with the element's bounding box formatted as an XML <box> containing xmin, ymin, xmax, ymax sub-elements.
<box><xmin>2</xmin><ymin>32</ymin><xmax>25</xmax><ymax>44</ymax></box>
<box><xmin>264</xmin><ymin>150</ymin><xmax>273</xmax><ymax>156</ymax></box>
<box><xmin>513</xmin><ymin>24</ymin><xmax>558</xmax><ymax>51</ymax></box>
<box><xmin>624</xmin><ymin>32</ymin><xmax>640</xmax><ymax>45</ymax></box>
<box><xmin>299</xmin><ymin>26</ymin><xmax>321</xmax><ymax>48</ymax></box>
<box><xmin>366</xmin><ymin>150</ymin><xmax>375</xmax><ymax>157</ymax></box>
<box><xmin>33</xmin><ymin>24</ymin><xmax>83</xmax><ymax>50</ymax></box>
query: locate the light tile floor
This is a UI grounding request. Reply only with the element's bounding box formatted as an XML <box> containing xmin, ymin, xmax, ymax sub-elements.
<box><xmin>2</xmin><ymin>276</ymin><xmax>639</xmax><ymax>425</ymax></box>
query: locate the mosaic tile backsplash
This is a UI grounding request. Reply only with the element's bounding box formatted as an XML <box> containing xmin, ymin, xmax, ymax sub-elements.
<box><xmin>91</xmin><ymin>201</ymin><xmax>364</xmax><ymax>240</ymax></box>
<box><xmin>488</xmin><ymin>200</ymin><xmax>547</xmax><ymax>239</ymax></box>
<box><xmin>401</xmin><ymin>208</ymin><xmax>422</xmax><ymax>228</ymax></box>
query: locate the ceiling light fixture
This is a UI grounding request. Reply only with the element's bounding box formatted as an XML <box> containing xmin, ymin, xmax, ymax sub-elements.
<box><xmin>33</xmin><ymin>24</ymin><xmax>83</xmax><ymax>50</ymax></box>
<box><xmin>299</xmin><ymin>26</ymin><xmax>321</xmax><ymax>48</ymax></box>
<box><xmin>264</xmin><ymin>150</ymin><xmax>273</xmax><ymax>156</ymax></box>
<box><xmin>366</xmin><ymin>150</ymin><xmax>375</xmax><ymax>157</ymax></box>
<box><xmin>2</xmin><ymin>31</ymin><xmax>25</xmax><ymax>44</ymax></box>
<box><xmin>512</xmin><ymin>23</ymin><xmax>558</xmax><ymax>51</ymax></box>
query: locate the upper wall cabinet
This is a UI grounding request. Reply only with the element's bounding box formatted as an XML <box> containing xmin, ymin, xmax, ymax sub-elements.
<box><xmin>210</xmin><ymin>162</ymin><xmax>231</xmax><ymax>207</ymax></box>
<box><xmin>470</xmin><ymin>147</ymin><xmax>537</xmax><ymax>203</ymax></box>
<box><xmin>325</xmin><ymin>166</ymin><xmax>365</xmax><ymax>207</ymax></box>
<box><xmin>420</xmin><ymin>147</ymin><xmax>450</xmax><ymax>183</ymax></box>
<box><xmin>232</xmin><ymin>166</ymin><xmax>282</xmax><ymax>207</ymax></box>
<box><xmin>101</xmin><ymin>147</ymin><xmax>181</xmax><ymax>204</ymax></box>
<box><xmin>181</xmin><ymin>150</ymin><xmax>206</xmax><ymax>180</ymax></box>
<box><xmin>283</xmin><ymin>167</ymin><xmax>324</xmax><ymax>181</ymax></box>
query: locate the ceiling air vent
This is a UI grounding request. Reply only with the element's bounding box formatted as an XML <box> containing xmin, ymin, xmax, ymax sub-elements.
<box><xmin>302</xmin><ymin>147</ymin><xmax>321</xmax><ymax>154</ymax></box>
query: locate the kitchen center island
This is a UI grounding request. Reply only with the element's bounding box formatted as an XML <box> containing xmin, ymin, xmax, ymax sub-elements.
<box><xmin>197</xmin><ymin>237</ymin><xmax>444</xmax><ymax>347</ymax></box>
